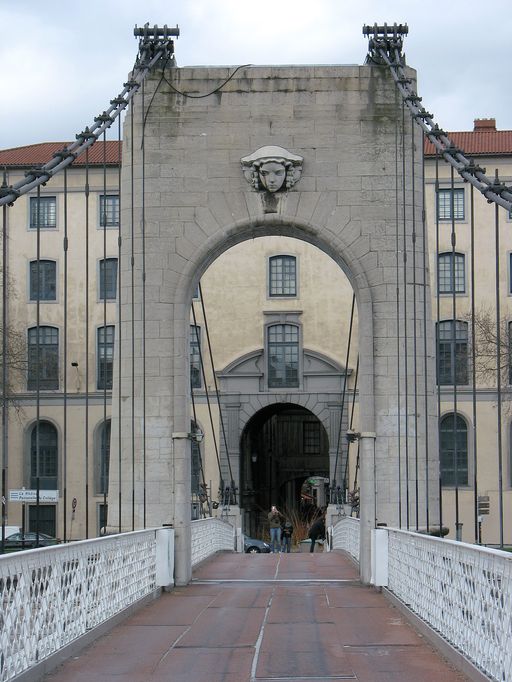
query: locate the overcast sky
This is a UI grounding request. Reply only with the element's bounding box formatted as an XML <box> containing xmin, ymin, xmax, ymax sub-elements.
<box><xmin>1</xmin><ymin>0</ymin><xmax>511</xmax><ymax>149</ymax></box>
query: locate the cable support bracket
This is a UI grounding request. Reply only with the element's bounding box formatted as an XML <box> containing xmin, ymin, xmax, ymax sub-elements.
<box><xmin>94</xmin><ymin>111</ymin><xmax>114</xmax><ymax>124</ymax></box>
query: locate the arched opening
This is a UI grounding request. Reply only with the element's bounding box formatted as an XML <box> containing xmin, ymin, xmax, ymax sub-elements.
<box><xmin>187</xmin><ymin>234</ymin><xmax>358</xmax><ymax>531</ymax></box>
<box><xmin>240</xmin><ymin>403</ymin><xmax>329</xmax><ymax>537</ymax></box>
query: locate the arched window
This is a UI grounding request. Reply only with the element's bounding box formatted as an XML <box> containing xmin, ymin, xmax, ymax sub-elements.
<box><xmin>99</xmin><ymin>258</ymin><xmax>118</xmax><ymax>300</ymax></box>
<box><xmin>30</xmin><ymin>421</ymin><xmax>58</xmax><ymax>490</ymax></box>
<box><xmin>269</xmin><ymin>255</ymin><xmax>296</xmax><ymax>296</ymax></box>
<box><xmin>29</xmin><ymin>260</ymin><xmax>57</xmax><ymax>301</ymax></box>
<box><xmin>437</xmin><ymin>252</ymin><xmax>465</xmax><ymax>294</ymax></box>
<box><xmin>28</xmin><ymin>326</ymin><xmax>59</xmax><ymax>390</ymax></box>
<box><xmin>268</xmin><ymin>324</ymin><xmax>299</xmax><ymax>388</ymax></box>
<box><xmin>439</xmin><ymin>414</ymin><xmax>468</xmax><ymax>487</ymax></box>
<box><xmin>436</xmin><ymin>320</ymin><xmax>468</xmax><ymax>385</ymax></box>
<box><xmin>96</xmin><ymin>420</ymin><xmax>111</xmax><ymax>495</ymax></box>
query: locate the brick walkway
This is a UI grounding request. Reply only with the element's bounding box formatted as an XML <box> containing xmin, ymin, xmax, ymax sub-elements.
<box><xmin>45</xmin><ymin>551</ymin><xmax>470</xmax><ymax>681</ymax></box>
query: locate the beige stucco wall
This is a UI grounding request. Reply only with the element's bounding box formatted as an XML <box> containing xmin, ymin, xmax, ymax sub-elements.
<box><xmin>424</xmin><ymin>155</ymin><xmax>512</xmax><ymax>543</ymax></box>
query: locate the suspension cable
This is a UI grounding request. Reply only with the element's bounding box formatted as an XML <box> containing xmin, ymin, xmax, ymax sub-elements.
<box><xmin>84</xmin><ymin>149</ymin><xmax>90</xmax><ymax>539</ymax></box>
<box><xmin>343</xmin><ymin>355</ymin><xmax>359</xmax><ymax>491</ymax></box>
<box><xmin>130</xmin><ymin>97</ymin><xmax>135</xmax><ymax>532</ymax></box>
<box><xmin>191</xmin><ymin>302</ymin><xmax>223</xmax><ymax>488</ymax></box>
<box><xmin>469</xmin><ymin>184</ymin><xmax>479</xmax><ymax>543</ymax></box>
<box><xmin>0</xmin><ymin>25</ymin><xmax>179</xmax><ymax>208</ymax></box>
<box><xmin>493</xmin><ymin>178</ymin><xmax>504</xmax><ymax>548</ymax></box>
<box><xmin>362</xmin><ymin>24</ymin><xmax>512</xmax><ymax>214</ymax></box>
<box><xmin>411</xmin><ymin>111</ymin><xmax>420</xmax><ymax>531</ymax></box>
<box><xmin>401</xmin><ymin>101</ymin><xmax>410</xmax><ymax>529</ymax></box>
<box><xmin>116</xmin><ymin>111</ymin><xmax>123</xmax><ymax>534</ymax></box>
<box><xmin>35</xmin><ymin>184</ymin><xmax>41</xmax><ymax>545</ymax></box>
<box><xmin>394</xmin><ymin>88</ymin><xmax>402</xmax><ymax>528</ymax></box>
<box><xmin>197</xmin><ymin>282</ymin><xmax>237</xmax><ymax>501</ymax></box>
<box><xmin>1</xmin><ymin>174</ymin><xmax>7</xmax><ymax>552</ymax></box>
<box><xmin>63</xmin><ymin>167</ymin><xmax>69</xmax><ymax>541</ymax></box>
<box><xmin>435</xmin><ymin>153</ymin><xmax>443</xmax><ymax>536</ymax></box>
<box><xmin>421</xmin><ymin>135</ymin><xmax>430</xmax><ymax>532</ymax></box>
<box><xmin>141</xmin><ymin>78</ymin><xmax>147</xmax><ymax>528</ymax></box>
<box><xmin>190</xmin><ymin>388</ymin><xmax>212</xmax><ymax>516</ymax></box>
<box><xmin>101</xmin><ymin>128</ymin><xmax>108</xmax><ymax>533</ymax></box>
<box><xmin>449</xmin><ymin>165</ymin><xmax>460</xmax><ymax>539</ymax></box>
<box><xmin>332</xmin><ymin>293</ymin><xmax>355</xmax><ymax>491</ymax></box>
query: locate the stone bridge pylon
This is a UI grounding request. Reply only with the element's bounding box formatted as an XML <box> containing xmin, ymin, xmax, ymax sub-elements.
<box><xmin>108</xmin><ymin>62</ymin><xmax>439</xmax><ymax>584</ymax></box>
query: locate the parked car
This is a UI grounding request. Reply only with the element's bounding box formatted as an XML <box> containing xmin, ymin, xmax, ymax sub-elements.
<box><xmin>2</xmin><ymin>531</ymin><xmax>60</xmax><ymax>552</ymax></box>
<box><xmin>243</xmin><ymin>535</ymin><xmax>271</xmax><ymax>553</ymax></box>
<box><xmin>2</xmin><ymin>526</ymin><xmax>20</xmax><ymax>538</ymax></box>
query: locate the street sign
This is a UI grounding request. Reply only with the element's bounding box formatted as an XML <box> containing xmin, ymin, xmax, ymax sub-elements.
<box><xmin>9</xmin><ymin>489</ymin><xmax>59</xmax><ymax>503</ymax></box>
<box><xmin>477</xmin><ymin>495</ymin><xmax>490</xmax><ymax>515</ymax></box>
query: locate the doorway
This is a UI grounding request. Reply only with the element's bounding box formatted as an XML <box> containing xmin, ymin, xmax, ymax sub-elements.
<box><xmin>240</xmin><ymin>403</ymin><xmax>329</xmax><ymax>537</ymax></box>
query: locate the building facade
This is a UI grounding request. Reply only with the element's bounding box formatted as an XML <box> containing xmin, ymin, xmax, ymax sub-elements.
<box><xmin>1</xmin><ymin>116</ymin><xmax>512</xmax><ymax>546</ymax></box>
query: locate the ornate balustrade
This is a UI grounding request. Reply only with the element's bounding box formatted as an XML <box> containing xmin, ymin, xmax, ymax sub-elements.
<box><xmin>330</xmin><ymin>517</ymin><xmax>512</xmax><ymax>682</ymax></box>
<box><xmin>191</xmin><ymin>517</ymin><xmax>235</xmax><ymax>566</ymax></box>
<box><xmin>330</xmin><ymin>516</ymin><xmax>360</xmax><ymax>562</ymax></box>
<box><xmin>0</xmin><ymin>529</ymin><xmax>166</xmax><ymax>681</ymax></box>
<box><xmin>386</xmin><ymin>529</ymin><xmax>512</xmax><ymax>682</ymax></box>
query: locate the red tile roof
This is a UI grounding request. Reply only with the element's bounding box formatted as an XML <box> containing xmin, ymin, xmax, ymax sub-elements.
<box><xmin>424</xmin><ymin>130</ymin><xmax>512</xmax><ymax>157</ymax></box>
<box><xmin>0</xmin><ymin>141</ymin><xmax>122</xmax><ymax>168</ymax></box>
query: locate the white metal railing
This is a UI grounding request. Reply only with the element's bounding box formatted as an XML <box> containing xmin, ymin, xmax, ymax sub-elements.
<box><xmin>191</xmin><ymin>517</ymin><xmax>235</xmax><ymax>566</ymax></box>
<box><xmin>0</xmin><ymin>529</ymin><xmax>164</xmax><ymax>682</ymax></box>
<box><xmin>386</xmin><ymin>529</ymin><xmax>512</xmax><ymax>682</ymax></box>
<box><xmin>330</xmin><ymin>516</ymin><xmax>360</xmax><ymax>562</ymax></box>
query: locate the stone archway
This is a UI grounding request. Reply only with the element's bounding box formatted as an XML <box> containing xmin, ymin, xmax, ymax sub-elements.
<box><xmin>108</xmin><ymin>64</ymin><xmax>439</xmax><ymax>584</ymax></box>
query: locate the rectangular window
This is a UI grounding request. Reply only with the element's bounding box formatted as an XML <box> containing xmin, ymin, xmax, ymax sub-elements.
<box><xmin>98</xmin><ymin>504</ymin><xmax>108</xmax><ymax>534</ymax></box>
<box><xmin>99</xmin><ymin>195</ymin><xmax>119</xmax><ymax>227</ymax></box>
<box><xmin>28</xmin><ymin>326</ymin><xmax>59</xmax><ymax>390</ymax></box>
<box><xmin>30</xmin><ymin>260</ymin><xmax>57</xmax><ymax>301</ymax></box>
<box><xmin>30</xmin><ymin>196</ymin><xmax>57</xmax><ymax>229</ymax></box>
<box><xmin>99</xmin><ymin>258</ymin><xmax>118</xmax><ymax>300</ymax></box>
<box><xmin>269</xmin><ymin>255</ymin><xmax>297</xmax><ymax>297</ymax></box>
<box><xmin>437</xmin><ymin>320</ymin><xmax>468</xmax><ymax>386</ymax></box>
<box><xmin>438</xmin><ymin>253</ymin><xmax>465</xmax><ymax>294</ymax></box>
<box><xmin>97</xmin><ymin>326</ymin><xmax>115</xmax><ymax>390</ymax></box>
<box><xmin>190</xmin><ymin>325</ymin><xmax>201</xmax><ymax>389</ymax></box>
<box><xmin>440</xmin><ymin>415</ymin><xmax>468</xmax><ymax>487</ymax></box>
<box><xmin>303</xmin><ymin>421</ymin><xmax>320</xmax><ymax>454</ymax></box>
<box><xmin>437</xmin><ymin>188</ymin><xmax>465</xmax><ymax>221</ymax></box>
<box><xmin>268</xmin><ymin>324</ymin><xmax>299</xmax><ymax>388</ymax></box>
<box><xmin>28</xmin><ymin>504</ymin><xmax>56</xmax><ymax>537</ymax></box>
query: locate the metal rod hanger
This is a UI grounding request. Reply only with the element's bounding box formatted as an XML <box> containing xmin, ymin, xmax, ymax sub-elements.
<box><xmin>362</xmin><ymin>24</ymin><xmax>512</xmax><ymax>213</ymax></box>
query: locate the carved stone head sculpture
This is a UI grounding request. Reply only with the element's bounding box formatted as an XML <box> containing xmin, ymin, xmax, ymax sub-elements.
<box><xmin>241</xmin><ymin>145</ymin><xmax>303</xmax><ymax>192</ymax></box>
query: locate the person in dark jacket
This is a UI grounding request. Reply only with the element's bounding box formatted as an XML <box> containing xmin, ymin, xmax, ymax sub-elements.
<box><xmin>308</xmin><ymin>513</ymin><xmax>326</xmax><ymax>553</ymax></box>
<box><xmin>280</xmin><ymin>519</ymin><xmax>293</xmax><ymax>553</ymax></box>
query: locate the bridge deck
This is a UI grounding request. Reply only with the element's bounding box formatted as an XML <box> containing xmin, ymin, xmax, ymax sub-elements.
<box><xmin>45</xmin><ymin>551</ymin><xmax>469</xmax><ymax>681</ymax></box>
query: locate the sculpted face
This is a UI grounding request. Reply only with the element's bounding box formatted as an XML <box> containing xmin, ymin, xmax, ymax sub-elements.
<box><xmin>241</xmin><ymin>146</ymin><xmax>303</xmax><ymax>192</ymax></box>
<box><xmin>258</xmin><ymin>161</ymin><xmax>286</xmax><ymax>192</ymax></box>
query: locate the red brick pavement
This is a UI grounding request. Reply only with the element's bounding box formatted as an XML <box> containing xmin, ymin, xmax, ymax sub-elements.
<box><xmin>45</xmin><ymin>551</ymin><xmax>470</xmax><ymax>682</ymax></box>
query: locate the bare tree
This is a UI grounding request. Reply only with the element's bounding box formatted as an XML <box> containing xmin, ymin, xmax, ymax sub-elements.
<box><xmin>463</xmin><ymin>307</ymin><xmax>511</xmax><ymax>389</ymax></box>
<box><xmin>0</xmin><ymin>265</ymin><xmax>26</xmax><ymax>411</ymax></box>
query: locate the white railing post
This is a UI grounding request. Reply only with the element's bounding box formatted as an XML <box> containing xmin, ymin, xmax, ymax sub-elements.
<box><xmin>371</xmin><ymin>527</ymin><xmax>388</xmax><ymax>586</ymax></box>
<box><xmin>156</xmin><ymin>527</ymin><xmax>175</xmax><ymax>588</ymax></box>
